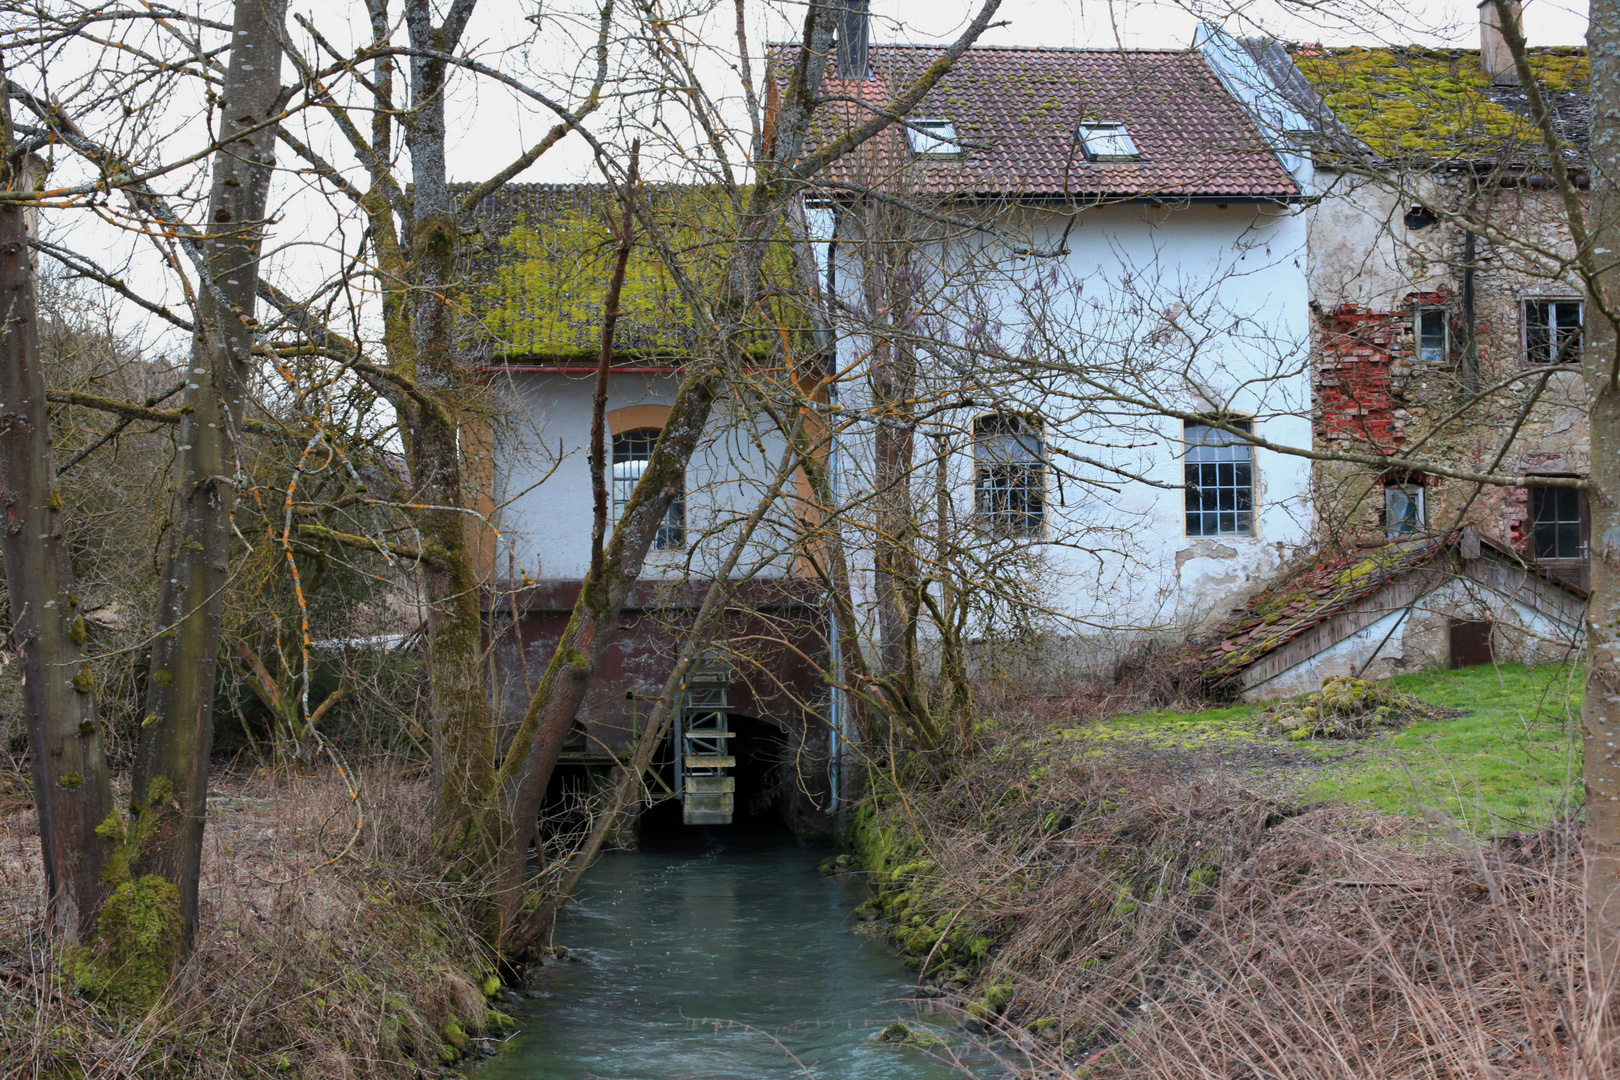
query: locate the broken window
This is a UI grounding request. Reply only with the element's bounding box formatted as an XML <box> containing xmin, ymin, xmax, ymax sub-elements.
<box><xmin>1383</xmin><ymin>482</ymin><xmax>1425</xmax><ymax>537</ymax></box>
<box><xmin>1078</xmin><ymin>123</ymin><xmax>1142</xmax><ymax>162</ymax></box>
<box><xmin>1525</xmin><ymin>299</ymin><xmax>1583</xmax><ymax>364</ymax></box>
<box><xmin>974</xmin><ymin>413</ymin><xmax>1045</xmax><ymax>537</ymax></box>
<box><xmin>1529</xmin><ymin>483</ymin><xmax>1587</xmax><ymax>588</ymax></box>
<box><xmin>613</xmin><ymin>428</ymin><xmax>685</xmax><ymax>550</ymax></box>
<box><xmin>907</xmin><ymin>119</ymin><xmax>961</xmax><ymax>159</ymax></box>
<box><xmin>1184</xmin><ymin>420</ymin><xmax>1254</xmax><ymax>537</ymax></box>
<box><xmin>1416</xmin><ymin>308</ymin><xmax>1448</xmax><ymax>364</ymax></box>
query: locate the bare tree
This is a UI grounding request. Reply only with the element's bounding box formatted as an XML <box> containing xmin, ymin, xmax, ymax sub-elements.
<box><xmin>0</xmin><ymin>73</ymin><xmax>115</xmax><ymax>946</ymax></box>
<box><xmin>129</xmin><ymin>0</ymin><xmax>288</xmax><ymax>952</ymax></box>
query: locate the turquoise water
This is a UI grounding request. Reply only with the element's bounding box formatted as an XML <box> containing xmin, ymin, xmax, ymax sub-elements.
<box><xmin>478</xmin><ymin>841</ymin><xmax>986</xmax><ymax>1080</ymax></box>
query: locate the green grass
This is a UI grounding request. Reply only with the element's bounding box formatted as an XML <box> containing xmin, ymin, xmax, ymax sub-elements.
<box><xmin>1075</xmin><ymin>663</ymin><xmax>1583</xmax><ymax>835</ymax></box>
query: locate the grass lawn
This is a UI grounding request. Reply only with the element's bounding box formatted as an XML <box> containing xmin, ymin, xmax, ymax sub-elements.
<box><xmin>1074</xmin><ymin>663</ymin><xmax>1583</xmax><ymax>834</ymax></box>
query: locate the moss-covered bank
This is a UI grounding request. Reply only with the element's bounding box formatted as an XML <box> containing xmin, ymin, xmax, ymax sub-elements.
<box><xmin>0</xmin><ymin>767</ymin><xmax>518</xmax><ymax>1079</ymax></box>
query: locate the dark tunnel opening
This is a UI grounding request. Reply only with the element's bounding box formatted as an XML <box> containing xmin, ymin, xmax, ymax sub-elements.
<box><xmin>538</xmin><ymin>714</ymin><xmax>804</xmax><ymax>854</ymax></box>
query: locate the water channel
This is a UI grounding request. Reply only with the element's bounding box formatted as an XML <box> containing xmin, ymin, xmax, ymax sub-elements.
<box><xmin>478</xmin><ymin>834</ymin><xmax>992</xmax><ymax>1080</ymax></box>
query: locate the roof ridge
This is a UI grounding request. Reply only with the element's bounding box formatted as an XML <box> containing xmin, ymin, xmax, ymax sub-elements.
<box><xmin>768</xmin><ymin>40</ymin><xmax>1196</xmax><ymax>55</ymax></box>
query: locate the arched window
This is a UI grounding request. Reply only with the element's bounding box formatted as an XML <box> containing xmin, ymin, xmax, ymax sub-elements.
<box><xmin>973</xmin><ymin>413</ymin><xmax>1045</xmax><ymax>537</ymax></box>
<box><xmin>612</xmin><ymin>428</ymin><xmax>685</xmax><ymax>550</ymax></box>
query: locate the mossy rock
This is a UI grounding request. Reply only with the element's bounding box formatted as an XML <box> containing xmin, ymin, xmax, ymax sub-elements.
<box><xmin>872</xmin><ymin>1021</ymin><xmax>948</xmax><ymax>1047</ymax></box>
<box><xmin>1261</xmin><ymin>675</ymin><xmax>1457</xmax><ymax>740</ymax></box>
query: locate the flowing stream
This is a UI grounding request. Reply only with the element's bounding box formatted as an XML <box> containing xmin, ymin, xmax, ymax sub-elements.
<box><xmin>477</xmin><ymin>837</ymin><xmax>990</xmax><ymax>1080</ymax></box>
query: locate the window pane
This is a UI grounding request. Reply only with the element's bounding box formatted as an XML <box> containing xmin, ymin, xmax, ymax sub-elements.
<box><xmin>974</xmin><ymin>413</ymin><xmax>1045</xmax><ymax>537</ymax></box>
<box><xmin>612</xmin><ymin>428</ymin><xmax>684</xmax><ymax>547</ymax></box>
<box><xmin>1418</xmin><ymin>310</ymin><xmax>1447</xmax><ymax>363</ymax></box>
<box><xmin>1527</xmin><ymin>301</ymin><xmax>1584</xmax><ymax>363</ymax></box>
<box><xmin>1183</xmin><ymin>420</ymin><xmax>1255</xmax><ymax>536</ymax></box>
<box><xmin>1531</xmin><ymin>485</ymin><xmax>1584</xmax><ymax>560</ymax></box>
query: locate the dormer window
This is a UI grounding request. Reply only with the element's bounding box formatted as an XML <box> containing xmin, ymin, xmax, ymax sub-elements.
<box><xmin>1078</xmin><ymin>122</ymin><xmax>1141</xmax><ymax>163</ymax></box>
<box><xmin>907</xmin><ymin>119</ymin><xmax>960</xmax><ymax>159</ymax></box>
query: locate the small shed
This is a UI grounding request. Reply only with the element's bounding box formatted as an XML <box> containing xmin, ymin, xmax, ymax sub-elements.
<box><xmin>1193</xmin><ymin>529</ymin><xmax>1586</xmax><ymax>701</ymax></box>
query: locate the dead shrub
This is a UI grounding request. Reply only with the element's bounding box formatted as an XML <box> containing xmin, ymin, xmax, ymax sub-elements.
<box><xmin>0</xmin><ymin>762</ymin><xmax>499</xmax><ymax>1080</ymax></box>
<box><xmin>858</xmin><ymin>719</ymin><xmax>1614</xmax><ymax>1080</ymax></box>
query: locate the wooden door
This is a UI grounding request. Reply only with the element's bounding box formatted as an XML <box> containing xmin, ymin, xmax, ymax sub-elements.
<box><xmin>1448</xmin><ymin>619</ymin><xmax>1494</xmax><ymax>669</ymax></box>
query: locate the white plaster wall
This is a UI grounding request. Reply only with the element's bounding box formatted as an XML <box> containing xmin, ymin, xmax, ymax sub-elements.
<box><xmin>1306</xmin><ymin>171</ymin><xmax>1456</xmax><ymax>310</ymax></box>
<box><xmin>825</xmin><ymin>198</ymin><xmax>1314</xmax><ymax>637</ymax></box>
<box><xmin>491</xmin><ymin>371</ymin><xmax>795</xmax><ymax>582</ymax></box>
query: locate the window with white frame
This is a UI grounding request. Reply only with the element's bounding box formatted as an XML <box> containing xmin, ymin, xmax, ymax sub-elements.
<box><xmin>612</xmin><ymin>428</ymin><xmax>685</xmax><ymax>550</ymax></box>
<box><xmin>1077</xmin><ymin>122</ymin><xmax>1142</xmax><ymax>162</ymax></box>
<box><xmin>973</xmin><ymin>413</ymin><xmax>1045</xmax><ymax>537</ymax></box>
<box><xmin>1383</xmin><ymin>480</ymin><xmax>1425</xmax><ymax>537</ymax></box>
<box><xmin>1184</xmin><ymin>420</ymin><xmax>1254</xmax><ymax>537</ymax></box>
<box><xmin>907</xmin><ymin>119</ymin><xmax>961</xmax><ymax>159</ymax></box>
<box><xmin>1416</xmin><ymin>308</ymin><xmax>1449</xmax><ymax>364</ymax></box>
<box><xmin>1525</xmin><ymin>299</ymin><xmax>1583</xmax><ymax>364</ymax></box>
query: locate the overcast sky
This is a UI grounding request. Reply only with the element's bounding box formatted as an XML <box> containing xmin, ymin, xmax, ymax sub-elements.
<box><xmin>876</xmin><ymin>0</ymin><xmax>1589</xmax><ymax>50</ymax></box>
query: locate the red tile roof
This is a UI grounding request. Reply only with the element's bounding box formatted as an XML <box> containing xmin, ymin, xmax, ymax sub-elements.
<box><xmin>796</xmin><ymin>46</ymin><xmax>1299</xmax><ymax>201</ymax></box>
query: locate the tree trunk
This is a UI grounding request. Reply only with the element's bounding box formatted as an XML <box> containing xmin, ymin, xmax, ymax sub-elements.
<box><xmin>863</xmin><ymin>203</ymin><xmax>921</xmax><ymax>690</ymax></box>
<box><xmin>493</xmin><ymin>366</ymin><xmax>723</xmax><ymax>946</ymax></box>
<box><xmin>0</xmin><ymin>77</ymin><xmax>116</xmax><ymax>945</ymax></box>
<box><xmin>1585</xmin><ymin>0</ymin><xmax>1620</xmax><ymax>1032</ymax></box>
<box><xmin>401</xmin><ymin>0</ymin><xmax>501</xmax><ymax>879</ymax></box>
<box><xmin>132</xmin><ymin>0</ymin><xmax>287</xmax><ymax>947</ymax></box>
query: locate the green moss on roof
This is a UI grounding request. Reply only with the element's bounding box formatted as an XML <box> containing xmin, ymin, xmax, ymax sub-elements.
<box><xmin>1200</xmin><ymin>539</ymin><xmax>1445</xmax><ymax>686</ymax></box>
<box><xmin>469</xmin><ymin>187</ymin><xmax>801</xmax><ymax>362</ymax></box>
<box><xmin>1296</xmin><ymin>46</ymin><xmax>1587</xmax><ymax>157</ymax></box>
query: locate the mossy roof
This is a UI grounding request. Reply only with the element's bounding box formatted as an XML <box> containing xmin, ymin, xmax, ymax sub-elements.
<box><xmin>1291</xmin><ymin>46</ymin><xmax>1589</xmax><ymax>162</ymax></box>
<box><xmin>1196</xmin><ymin>535</ymin><xmax>1451</xmax><ymax>689</ymax></box>
<box><xmin>458</xmin><ymin>183</ymin><xmax>798</xmax><ymax>363</ymax></box>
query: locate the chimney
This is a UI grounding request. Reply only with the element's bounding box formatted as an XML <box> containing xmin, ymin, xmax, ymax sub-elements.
<box><xmin>1478</xmin><ymin>0</ymin><xmax>1522</xmax><ymax>86</ymax></box>
<box><xmin>836</xmin><ymin>0</ymin><xmax>870</xmax><ymax>81</ymax></box>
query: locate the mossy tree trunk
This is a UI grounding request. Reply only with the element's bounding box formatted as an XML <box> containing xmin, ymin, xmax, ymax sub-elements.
<box><xmin>399</xmin><ymin>0</ymin><xmax>502</xmax><ymax>885</ymax></box>
<box><xmin>131</xmin><ymin>0</ymin><xmax>287</xmax><ymax>948</ymax></box>
<box><xmin>0</xmin><ymin>75</ymin><xmax>116</xmax><ymax>945</ymax></box>
<box><xmin>1583</xmin><ymin>0</ymin><xmax>1620</xmax><ymax>1033</ymax></box>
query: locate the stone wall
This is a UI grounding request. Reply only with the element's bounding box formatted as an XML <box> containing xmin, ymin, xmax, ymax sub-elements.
<box><xmin>1307</xmin><ymin>170</ymin><xmax>1590</xmax><ymax>568</ymax></box>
